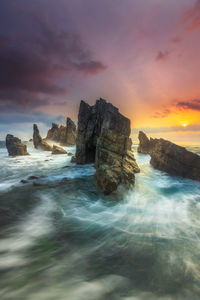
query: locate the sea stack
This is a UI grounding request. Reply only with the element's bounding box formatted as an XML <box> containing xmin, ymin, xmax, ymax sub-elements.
<box><xmin>138</xmin><ymin>132</ymin><xmax>200</xmax><ymax>181</ymax></box>
<box><xmin>33</xmin><ymin>124</ymin><xmax>52</xmax><ymax>151</ymax></box>
<box><xmin>45</xmin><ymin>118</ymin><xmax>76</xmax><ymax>146</ymax></box>
<box><xmin>76</xmin><ymin>98</ymin><xmax>140</xmax><ymax>194</ymax></box>
<box><xmin>52</xmin><ymin>145</ymin><xmax>67</xmax><ymax>155</ymax></box>
<box><xmin>6</xmin><ymin>134</ymin><xmax>29</xmax><ymax>156</ymax></box>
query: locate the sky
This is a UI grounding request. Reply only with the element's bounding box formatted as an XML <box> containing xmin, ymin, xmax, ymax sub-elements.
<box><xmin>0</xmin><ymin>0</ymin><xmax>200</xmax><ymax>143</ymax></box>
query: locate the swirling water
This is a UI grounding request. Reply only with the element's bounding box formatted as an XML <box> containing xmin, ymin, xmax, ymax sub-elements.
<box><xmin>1</xmin><ymin>143</ymin><xmax>200</xmax><ymax>299</ymax></box>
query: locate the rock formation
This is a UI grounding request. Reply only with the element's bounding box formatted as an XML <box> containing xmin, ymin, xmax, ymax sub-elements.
<box><xmin>6</xmin><ymin>134</ymin><xmax>29</xmax><ymax>156</ymax></box>
<box><xmin>45</xmin><ymin>118</ymin><xmax>76</xmax><ymax>146</ymax></box>
<box><xmin>138</xmin><ymin>132</ymin><xmax>200</xmax><ymax>181</ymax></box>
<box><xmin>138</xmin><ymin>131</ymin><xmax>151</xmax><ymax>154</ymax></box>
<box><xmin>150</xmin><ymin>138</ymin><xmax>200</xmax><ymax>181</ymax></box>
<box><xmin>52</xmin><ymin>145</ymin><xmax>67</xmax><ymax>155</ymax></box>
<box><xmin>76</xmin><ymin>98</ymin><xmax>140</xmax><ymax>194</ymax></box>
<box><xmin>33</xmin><ymin>124</ymin><xmax>52</xmax><ymax>151</ymax></box>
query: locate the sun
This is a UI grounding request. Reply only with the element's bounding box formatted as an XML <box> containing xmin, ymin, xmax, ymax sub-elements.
<box><xmin>182</xmin><ymin>123</ymin><xmax>188</xmax><ymax>127</ymax></box>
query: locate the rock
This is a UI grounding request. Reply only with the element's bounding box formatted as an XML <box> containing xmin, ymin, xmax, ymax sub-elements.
<box><xmin>62</xmin><ymin>117</ymin><xmax>76</xmax><ymax>146</ymax></box>
<box><xmin>76</xmin><ymin>98</ymin><xmax>140</xmax><ymax>194</ymax></box>
<box><xmin>52</xmin><ymin>145</ymin><xmax>67</xmax><ymax>155</ymax></box>
<box><xmin>45</xmin><ymin>118</ymin><xmax>76</xmax><ymax>146</ymax></box>
<box><xmin>33</xmin><ymin>124</ymin><xmax>52</xmax><ymax>151</ymax></box>
<box><xmin>46</xmin><ymin>123</ymin><xmax>61</xmax><ymax>142</ymax></box>
<box><xmin>6</xmin><ymin>134</ymin><xmax>29</xmax><ymax>156</ymax></box>
<box><xmin>71</xmin><ymin>156</ymin><xmax>76</xmax><ymax>163</ymax></box>
<box><xmin>29</xmin><ymin>138</ymin><xmax>33</xmax><ymax>142</ymax></box>
<box><xmin>67</xmin><ymin>152</ymin><xmax>73</xmax><ymax>156</ymax></box>
<box><xmin>149</xmin><ymin>138</ymin><xmax>200</xmax><ymax>181</ymax></box>
<box><xmin>137</xmin><ymin>131</ymin><xmax>151</xmax><ymax>154</ymax></box>
<box><xmin>21</xmin><ymin>179</ymin><xmax>28</xmax><ymax>184</ymax></box>
<box><xmin>28</xmin><ymin>176</ymin><xmax>39</xmax><ymax>180</ymax></box>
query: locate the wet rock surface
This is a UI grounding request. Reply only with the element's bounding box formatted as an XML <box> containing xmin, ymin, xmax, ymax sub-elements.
<box><xmin>138</xmin><ymin>132</ymin><xmax>200</xmax><ymax>181</ymax></box>
<box><xmin>6</xmin><ymin>134</ymin><xmax>29</xmax><ymax>156</ymax></box>
<box><xmin>76</xmin><ymin>98</ymin><xmax>140</xmax><ymax>194</ymax></box>
<box><xmin>52</xmin><ymin>145</ymin><xmax>67</xmax><ymax>155</ymax></box>
<box><xmin>33</xmin><ymin>124</ymin><xmax>52</xmax><ymax>151</ymax></box>
<box><xmin>45</xmin><ymin>118</ymin><xmax>76</xmax><ymax>146</ymax></box>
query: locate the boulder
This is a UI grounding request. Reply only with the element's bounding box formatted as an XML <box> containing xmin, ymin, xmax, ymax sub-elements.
<box><xmin>52</xmin><ymin>145</ymin><xmax>67</xmax><ymax>155</ymax></box>
<box><xmin>150</xmin><ymin>138</ymin><xmax>200</xmax><ymax>181</ymax></box>
<box><xmin>76</xmin><ymin>98</ymin><xmax>140</xmax><ymax>194</ymax></box>
<box><xmin>33</xmin><ymin>124</ymin><xmax>52</xmax><ymax>151</ymax></box>
<box><xmin>6</xmin><ymin>134</ymin><xmax>29</xmax><ymax>156</ymax></box>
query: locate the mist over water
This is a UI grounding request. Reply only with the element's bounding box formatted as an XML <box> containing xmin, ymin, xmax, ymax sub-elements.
<box><xmin>1</xmin><ymin>143</ymin><xmax>200</xmax><ymax>299</ymax></box>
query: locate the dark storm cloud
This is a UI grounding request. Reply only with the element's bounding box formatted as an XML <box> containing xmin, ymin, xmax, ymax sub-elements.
<box><xmin>176</xmin><ymin>99</ymin><xmax>200</xmax><ymax>111</ymax></box>
<box><xmin>0</xmin><ymin>17</ymin><xmax>106</xmax><ymax>110</ymax></box>
<box><xmin>155</xmin><ymin>51</ymin><xmax>170</xmax><ymax>61</ymax></box>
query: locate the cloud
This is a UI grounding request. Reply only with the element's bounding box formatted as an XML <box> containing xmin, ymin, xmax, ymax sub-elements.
<box><xmin>153</xmin><ymin>109</ymin><xmax>171</xmax><ymax>119</ymax></box>
<box><xmin>171</xmin><ymin>37</ymin><xmax>182</xmax><ymax>43</ymax></box>
<box><xmin>176</xmin><ymin>99</ymin><xmax>200</xmax><ymax>111</ymax></box>
<box><xmin>0</xmin><ymin>20</ymin><xmax>107</xmax><ymax>111</ymax></box>
<box><xmin>155</xmin><ymin>50</ymin><xmax>170</xmax><ymax>61</ymax></box>
<box><xmin>134</xmin><ymin>124</ymin><xmax>200</xmax><ymax>134</ymax></box>
<box><xmin>181</xmin><ymin>0</ymin><xmax>200</xmax><ymax>31</ymax></box>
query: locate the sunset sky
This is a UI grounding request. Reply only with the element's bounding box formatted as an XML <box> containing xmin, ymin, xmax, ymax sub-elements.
<box><xmin>0</xmin><ymin>0</ymin><xmax>200</xmax><ymax>143</ymax></box>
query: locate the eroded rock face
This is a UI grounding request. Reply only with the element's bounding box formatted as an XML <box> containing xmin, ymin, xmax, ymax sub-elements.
<box><xmin>138</xmin><ymin>131</ymin><xmax>151</xmax><ymax>154</ymax></box>
<box><xmin>52</xmin><ymin>145</ymin><xmax>67</xmax><ymax>155</ymax></box>
<box><xmin>6</xmin><ymin>134</ymin><xmax>29</xmax><ymax>156</ymax></box>
<box><xmin>33</xmin><ymin>124</ymin><xmax>52</xmax><ymax>151</ymax></box>
<box><xmin>150</xmin><ymin>138</ymin><xmax>200</xmax><ymax>181</ymax></box>
<box><xmin>76</xmin><ymin>98</ymin><xmax>140</xmax><ymax>194</ymax></box>
<box><xmin>45</xmin><ymin>118</ymin><xmax>76</xmax><ymax>146</ymax></box>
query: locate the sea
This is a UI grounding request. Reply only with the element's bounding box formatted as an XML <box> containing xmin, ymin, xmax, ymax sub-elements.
<box><xmin>1</xmin><ymin>141</ymin><xmax>200</xmax><ymax>300</ymax></box>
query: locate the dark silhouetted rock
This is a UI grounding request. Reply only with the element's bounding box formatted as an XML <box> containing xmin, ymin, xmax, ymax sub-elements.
<box><xmin>62</xmin><ymin>117</ymin><xmax>76</xmax><ymax>146</ymax></box>
<box><xmin>76</xmin><ymin>98</ymin><xmax>140</xmax><ymax>194</ymax></box>
<box><xmin>28</xmin><ymin>176</ymin><xmax>39</xmax><ymax>180</ymax></box>
<box><xmin>71</xmin><ymin>156</ymin><xmax>76</xmax><ymax>163</ymax></box>
<box><xmin>150</xmin><ymin>138</ymin><xmax>200</xmax><ymax>181</ymax></box>
<box><xmin>46</xmin><ymin>123</ymin><xmax>60</xmax><ymax>142</ymax></box>
<box><xmin>21</xmin><ymin>179</ymin><xmax>28</xmax><ymax>184</ymax></box>
<box><xmin>138</xmin><ymin>131</ymin><xmax>151</xmax><ymax>154</ymax></box>
<box><xmin>52</xmin><ymin>145</ymin><xmax>67</xmax><ymax>155</ymax></box>
<box><xmin>6</xmin><ymin>134</ymin><xmax>29</xmax><ymax>156</ymax></box>
<box><xmin>33</xmin><ymin>124</ymin><xmax>52</xmax><ymax>151</ymax></box>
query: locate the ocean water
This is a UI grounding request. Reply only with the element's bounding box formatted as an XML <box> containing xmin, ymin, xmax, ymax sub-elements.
<box><xmin>1</xmin><ymin>142</ymin><xmax>200</xmax><ymax>299</ymax></box>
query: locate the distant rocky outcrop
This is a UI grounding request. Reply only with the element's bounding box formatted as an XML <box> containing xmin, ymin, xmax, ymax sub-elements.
<box><xmin>138</xmin><ymin>132</ymin><xmax>200</xmax><ymax>181</ymax></box>
<box><xmin>45</xmin><ymin>118</ymin><xmax>76</xmax><ymax>146</ymax></box>
<box><xmin>33</xmin><ymin>124</ymin><xmax>52</xmax><ymax>151</ymax></box>
<box><xmin>6</xmin><ymin>134</ymin><xmax>29</xmax><ymax>156</ymax></box>
<box><xmin>138</xmin><ymin>131</ymin><xmax>152</xmax><ymax>154</ymax></box>
<box><xmin>76</xmin><ymin>98</ymin><xmax>140</xmax><ymax>194</ymax></box>
<box><xmin>52</xmin><ymin>145</ymin><xmax>67</xmax><ymax>155</ymax></box>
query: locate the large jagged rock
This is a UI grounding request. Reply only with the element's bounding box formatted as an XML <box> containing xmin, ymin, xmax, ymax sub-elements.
<box><xmin>45</xmin><ymin>118</ymin><xmax>76</xmax><ymax>146</ymax></box>
<box><xmin>138</xmin><ymin>132</ymin><xmax>200</xmax><ymax>181</ymax></box>
<box><xmin>6</xmin><ymin>134</ymin><xmax>29</xmax><ymax>156</ymax></box>
<box><xmin>76</xmin><ymin>98</ymin><xmax>140</xmax><ymax>194</ymax></box>
<box><xmin>33</xmin><ymin>124</ymin><xmax>52</xmax><ymax>151</ymax></box>
<box><xmin>52</xmin><ymin>145</ymin><xmax>67</xmax><ymax>155</ymax></box>
<box><xmin>46</xmin><ymin>123</ymin><xmax>61</xmax><ymax>142</ymax></box>
<box><xmin>150</xmin><ymin>138</ymin><xmax>200</xmax><ymax>181</ymax></box>
<box><xmin>138</xmin><ymin>131</ymin><xmax>151</xmax><ymax>154</ymax></box>
<box><xmin>62</xmin><ymin>117</ymin><xmax>76</xmax><ymax>146</ymax></box>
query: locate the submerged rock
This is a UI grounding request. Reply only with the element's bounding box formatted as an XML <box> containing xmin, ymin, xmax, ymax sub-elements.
<box><xmin>52</xmin><ymin>145</ymin><xmax>67</xmax><ymax>155</ymax></box>
<box><xmin>6</xmin><ymin>134</ymin><xmax>29</xmax><ymax>156</ymax></box>
<box><xmin>33</xmin><ymin>124</ymin><xmax>52</xmax><ymax>151</ymax></box>
<box><xmin>76</xmin><ymin>98</ymin><xmax>140</xmax><ymax>194</ymax></box>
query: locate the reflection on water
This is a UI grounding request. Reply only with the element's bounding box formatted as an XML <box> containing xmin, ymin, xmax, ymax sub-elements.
<box><xmin>1</xmin><ymin>143</ymin><xmax>200</xmax><ymax>299</ymax></box>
